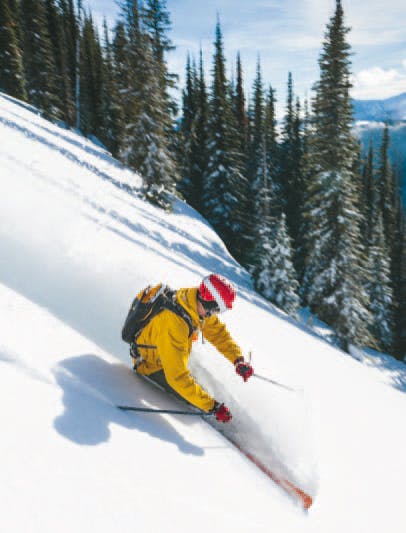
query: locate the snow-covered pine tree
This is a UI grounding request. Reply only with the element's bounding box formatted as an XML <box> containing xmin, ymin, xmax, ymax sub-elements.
<box><xmin>0</xmin><ymin>0</ymin><xmax>26</xmax><ymax>99</ymax></box>
<box><xmin>392</xmin><ymin>169</ymin><xmax>406</xmax><ymax>359</ymax></box>
<box><xmin>253</xmin><ymin>144</ymin><xmax>275</xmax><ymax>297</ymax></box>
<box><xmin>20</xmin><ymin>0</ymin><xmax>62</xmax><ymax>119</ymax></box>
<box><xmin>302</xmin><ymin>0</ymin><xmax>373</xmax><ymax>351</ymax></box>
<box><xmin>113</xmin><ymin>2</ymin><xmax>142</xmax><ymax>162</ymax></box>
<box><xmin>256</xmin><ymin>211</ymin><xmax>300</xmax><ymax>316</ymax></box>
<box><xmin>113</xmin><ymin>1</ymin><xmax>178</xmax><ymax>207</ymax></box>
<box><xmin>394</xmin><ymin>215</ymin><xmax>406</xmax><ymax>358</ymax></box>
<box><xmin>135</xmin><ymin>0</ymin><xmax>179</xmax><ymax>206</ymax></box>
<box><xmin>377</xmin><ymin>124</ymin><xmax>397</xmax><ymax>266</ymax></box>
<box><xmin>367</xmin><ymin>193</ymin><xmax>394</xmax><ymax>352</ymax></box>
<box><xmin>247</xmin><ymin>65</ymin><xmax>299</xmax><ymax>315</ymax></box>
<box><xmin>204</xmin><ymin>19</ymin><xmax>247</xmax><ymax>259</ymax></box>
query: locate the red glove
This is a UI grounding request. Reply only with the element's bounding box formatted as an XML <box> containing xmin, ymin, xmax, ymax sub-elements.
<box><xmin>235</xmin><ymin>357</ymin><xmax>254</xmax><ymax>382</ymax></box>
<box><xmin>213</xmin><ymin>402</ymin><xmax>232</xmax><ymax>423</ymax></box>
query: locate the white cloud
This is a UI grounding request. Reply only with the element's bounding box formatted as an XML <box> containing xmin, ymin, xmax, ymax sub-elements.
<box><xmin>346</xmin><ymin>2</ymin><xmax>406</xmax><ymax>47</ymax></box>
<box><xmin>352</xmin><ymin>63</ymin><xmax>406</xmax><ymax>99</ymax></box>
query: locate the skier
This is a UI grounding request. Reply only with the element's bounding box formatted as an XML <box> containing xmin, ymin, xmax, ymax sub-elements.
<box><xmin>131</xmin><ymin>274</ymin><xmax>254</xmax><ymax>423</ymax></box>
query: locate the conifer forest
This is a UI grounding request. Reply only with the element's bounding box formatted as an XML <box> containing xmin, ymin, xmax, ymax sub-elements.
<box><xmin>1</xmin><ymin>0</ymin><xmax>405</xmax><ymax>358</ymax></box>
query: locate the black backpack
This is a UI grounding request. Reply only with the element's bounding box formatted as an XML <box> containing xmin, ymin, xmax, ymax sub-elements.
<box><xmin>121</xmin><ymin>284</ymin><xmax>193</xmax><ymax>344</ymax></box>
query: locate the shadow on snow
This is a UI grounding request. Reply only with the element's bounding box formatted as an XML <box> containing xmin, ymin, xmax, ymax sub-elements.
<box><xmin>54</xmin><ymin>353</ymin><xmax>206</xmax><ymax>455</ymax></box>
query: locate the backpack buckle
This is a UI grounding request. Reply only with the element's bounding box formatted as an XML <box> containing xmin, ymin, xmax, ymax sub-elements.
<box><xmin>130</xmin><ymin>343</ymin><xmax>142</xmax><ymax>370</ymax></box>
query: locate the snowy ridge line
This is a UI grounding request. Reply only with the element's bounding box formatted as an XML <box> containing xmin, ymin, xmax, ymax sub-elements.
<box><xmin>220</xmin><ymin>432</ymin><xmax>313</xmax><ymax>511</ymax></box>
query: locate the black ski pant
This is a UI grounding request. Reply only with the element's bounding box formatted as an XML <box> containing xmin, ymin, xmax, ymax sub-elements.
<box><xmin>145</xmin><ymin>369</ymin><xmax>187</xmax><ymax>405</ymax></box>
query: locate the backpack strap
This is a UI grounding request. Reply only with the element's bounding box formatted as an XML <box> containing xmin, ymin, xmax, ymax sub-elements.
<box><xmin>162</xmin><ymin>290</ymin><xmax>194</xmax><ymax>338</ymax></box>
<box><xmin>130</xmin><ymin>288</ymin><xmax>194</xmax><ymax>370</ymax></box>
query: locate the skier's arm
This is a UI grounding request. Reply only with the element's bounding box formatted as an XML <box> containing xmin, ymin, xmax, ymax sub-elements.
<box><xmin>202</xmin><ymin>315</ymin><xmax>243</xmax><ymax>365</ymax></box>
<box><xmin>159</xmin><ymin>318</ymin><xmax>216</xmax><ymax>412</ymax></box>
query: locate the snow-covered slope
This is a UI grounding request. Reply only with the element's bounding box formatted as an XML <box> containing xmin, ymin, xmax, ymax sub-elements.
<box><xmin>1</xmin><ymin>92</ymin><xmax>406</xmax><ymax>532</ymax></box>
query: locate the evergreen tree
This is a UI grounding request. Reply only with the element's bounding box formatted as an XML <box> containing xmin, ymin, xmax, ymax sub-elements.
<box><xmin>256</xmin><ymin>212</ymin><xmax>300</xmax><ymax>316</ymax></box>
<box><xmin>79</xmin><ymin>13</ymin><xmax>104</xmax><ymax>137</ymax></box>
<box><xmin>178</xmin><ymin>53</ymin><xmax>197</xmax><ymax>203</ymax></box>
<box><xmin>59</xmin><ymin>0</ymin><xmax>78</xmax><ymax>111</ymax></box>
<box><xmin>21</xmin><ymin>0</ymin><xmax>62</xmax><ymax>118</ymax></box>
<box><xmin>297</xmin><ymin>97</ymin><xmax>313</xmax><ymax>286</ymax></box>
<box><xmin>367</xmin><ymin>195</ymin><xmax>394</xmax><ymax>352</ymax></box>
<box><xmin>117</xmin><ymin>0</ymin><xmax>178</xmax><ymax>207</ymax></box>
<box><xmin>377</xmin><ymin>124</ymin><xmax>397</xmax><ymax>265</ymax></box>
<box><xmin>280</xmin><ymin>73</ymin><xmax>304</xmax><ymax>258</ymax></box>
<box><xmin>264</xmin><ymin>84</ymin><xmax>279</xmax><ymax>193</ymax></box>
<box><xmin>112</xmin><ymin>19</ymin><xmax>133</xmax><ymax>122</ymax></box>
<box><xmin>360</xmin><ymin>139</ymin><xmax>375</xmax><ymax>242</ymax></box>
<box><xmin>245</xmin><ymin>59</ymin><xmax>273</xmax><ymax>271</ymax></box>
<box><xmin>8</xmin><ymin>0</ymin><xmax>23</xmax><ymax>49</ymax></box>
<box><xmin>0</xmin><ymin>0</ymin><xmax>26</xmax><ymax>99</ymax></box>
<box><xmin>45</xmin><ymin>0</ymin><xmax>75</xmax><ymax>124</ymax></box>
<box><xmin>280</xmin><ymin>72</ymin><xmax>294</xmax><ymax>200</ymax></box>
<box><xmin>253</xmin><ymin>149</ymin><xmax>275</xmax><ymax>298</ymax></box>
<box><xmin>302</xmin><ymin>0</ymin><xmax>373</xmax><ymax>350</ymax></box>
<box><xmin>142</xmin><ymin>0</ymin><xmax>173</xmax><ymax>63</ymax></box>
<box><xmin>394</xmin><ymin>215</ymin><xmax>406</xmax><ymax>358</ymax></box>
<box><xmin>142</xmin><ymin>0</ymin><xmax>179</xmax><ymax>139</ymax></box>
<box><xmin>204</xmin><ymin>19</ymin><xmax>247</xmax><ymax>259</ymax></box>
<box><xmin>99</xmin><ymin>18</ymin><xmax>124</xmax><ymax>157</ymax></box>
<box><xmin>179</xmin><ymin>52</ymin><xmax>210</xmax><ymax>213</ymax></box>
<box><xmin>234</xmin><ymin>52</ymin><xmax>248</xmax><ymax>159</ymax></box>
<box><xmin>192</xmin><ymin>49</ymin><xmax>210</xmax><ymax>212</ymax></box>
<box><xmin>232</xmin><ymin>52</ymin><xmax>251</xmax><ymax>265</ymax></box>
<box><xmin>392</xmin><ymin>168</ymin><xmax>406</xmax><ymax>358</ymax></box>
<box><xmin>247</xmin><ymin>59</ymin><xmax>265</xmax><ymax>185</ymax></box>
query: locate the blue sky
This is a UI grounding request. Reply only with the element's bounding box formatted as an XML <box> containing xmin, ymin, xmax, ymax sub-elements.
<box><xmin>86</xmin><ymin>0</ymin><xmax>406</xmax><ymax>115</ymax></box>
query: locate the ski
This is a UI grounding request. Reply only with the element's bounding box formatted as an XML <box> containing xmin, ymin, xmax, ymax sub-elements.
<box><xmin>130</xmin><ymin>370</ymin><xmax>313</xmax><ymax>509</ymax></box>
<box><xmin>117</xmin><ymin>405</ymin><xmax>209</xmax><ymax>416</ymax></box>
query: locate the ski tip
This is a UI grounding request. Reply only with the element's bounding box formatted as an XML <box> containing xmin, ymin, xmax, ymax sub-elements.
<box><xmin>279</xmin><ymin>478</ymin><xmax>313</xmax><ymax>510</ymax></box>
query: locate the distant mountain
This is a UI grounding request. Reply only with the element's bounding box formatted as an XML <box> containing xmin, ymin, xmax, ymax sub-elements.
<box><xmin>352</xmin><ymin>93</ymin><xmax>406</xmax><ymax>209</ymax></box>
<box><xmin>353</xmin><ymin>92</ymin><xmax>406</xmax><ymax>122</ymax></box>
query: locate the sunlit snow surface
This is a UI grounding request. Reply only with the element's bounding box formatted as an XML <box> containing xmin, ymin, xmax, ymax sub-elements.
<box><xmin>1</xmin><ymin>92</ymin><xmax>406</xmax><ymax>533</ymax></box>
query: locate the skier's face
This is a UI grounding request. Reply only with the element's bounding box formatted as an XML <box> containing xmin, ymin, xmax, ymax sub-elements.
<box><xmin>197</xmin><ymin>297</ymin><xmax>220</xmax><ymax>318</ymax></box>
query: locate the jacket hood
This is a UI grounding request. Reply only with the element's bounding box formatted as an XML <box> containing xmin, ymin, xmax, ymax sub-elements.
<box><xmin>176</xmin><ymin>287</ymin><xmax>201</xmax><ymax>327</ymax></box>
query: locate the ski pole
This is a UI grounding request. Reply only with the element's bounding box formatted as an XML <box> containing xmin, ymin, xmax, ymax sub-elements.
<box><xmin>253</xmin><ymin>373</ymin><xmax>297</xmax><ymax>392</ymax></box>
<box><xmin>247</xmin><ymin>351</ymin><xmax>297</xmax><ymax>392</ymax></box>
<box><xmin>117</xmin><ymin>405</ymin><xmax>211</xmax><ymax>416</ymax></box>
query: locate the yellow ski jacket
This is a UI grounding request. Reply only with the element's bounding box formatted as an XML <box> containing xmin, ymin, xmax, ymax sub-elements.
<box><xmin>135</xmin><ymin>287</ymin><xmax>242</xmax><ymax>412</ymax></box>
